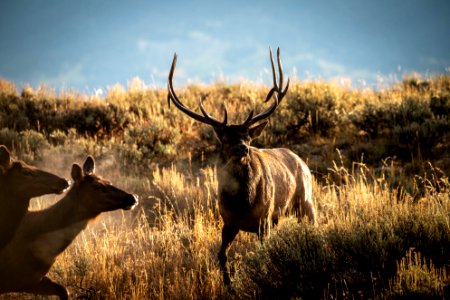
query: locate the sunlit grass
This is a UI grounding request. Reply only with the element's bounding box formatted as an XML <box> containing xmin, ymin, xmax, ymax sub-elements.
<box><xmin>0</xmin><ymin>75</ymin><xmax>449</xmax><ymax>298</ymax></box>
<box><xmin>1</xmin><ymin>160</ymin><xmax>446</xmax><ymax>299</ymax></box>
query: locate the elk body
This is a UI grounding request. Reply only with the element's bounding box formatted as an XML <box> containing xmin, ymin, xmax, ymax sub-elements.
<box><xmin>0</xmin><ymin>156</ymin><xmax>138</xmax><ymax>299</ymax></box>
<box><xmin>0</xmin><ymin>145</ymin><xmax>69</xmax><ymax>250</ymax></box>
<box><xmin>167</xmin><ymin>48</ymin><xmax>316</xmax><ymax>285</ymax></box>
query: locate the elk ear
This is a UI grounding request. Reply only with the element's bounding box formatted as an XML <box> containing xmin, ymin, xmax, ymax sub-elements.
<box><xmin>83</xmin><ymin>156</ymin><xmax>95</xmax><ymax>175</ymax></box>
<box><xmin>248</xmin><ymin>121</ymin><xmax>268</xmax><ymax>139</ymax></box>
<box><xmin>71</xmin><ymin>164</ymin><xmax>83</xmax><ymax>183</ymax></box>
<box><xmin>0</xmin><ymin>145</ymin><xmax>11</xmax><ymax>169</ymax></box>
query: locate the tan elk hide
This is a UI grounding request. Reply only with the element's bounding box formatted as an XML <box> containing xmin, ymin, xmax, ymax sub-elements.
<box><xmin>0</xmin><ymin>156</ymin><xmax>138</xmax><ymax>299</ymax></box>
<box><xmin>0</xmin><ymin>145</ymin><xmax>69</xmax><ymax>250</ymax></box>
<box><xmin>167</xmin><ymin>48</ymin><xmax>316</xmax><ymax>285</ymax></box>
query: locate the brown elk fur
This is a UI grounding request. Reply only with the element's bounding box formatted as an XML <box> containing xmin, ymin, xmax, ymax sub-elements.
<box><xmin>167</xmin><ymin>49</ymin><xmax>316</xmax><ymax>285</ymax></box>
<box><xmin>0</xmin><ymin>145</ymin><xmax>69</xmax><ymax>250</ymax></box>
<box><xmin>215</xmin><ymin>123</ymin><xmax>316</xmax><ymax>284</ymax></box>
<box><xmin>0</xmin><ymin>156</ymin><xmax>138</xmax><ymax>299</ymax></box>
<box><xmin>217</xmin><ymin>142</ymin><xmax>315</xmax><ymax>231</ymax></box>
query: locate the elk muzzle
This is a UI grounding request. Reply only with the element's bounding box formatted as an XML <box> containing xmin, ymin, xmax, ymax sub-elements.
<box><xmin>54</xmin><ymin>178</ymin><xmax>70</xmax><ymax>194</ymax></box>
<box><xmin>233</xmin><ymin>143</ymin><xmax>249</xmax><ymax>158</ymax></box>
<box><xmin>122</xmin><ymin>194</ymin><xmax>139</xmax><ymax>210</ymax></box>
<box><xmin>226</xmin><ymin>143</ymin><xmax>250</xmax><ymax>165</ymax></box>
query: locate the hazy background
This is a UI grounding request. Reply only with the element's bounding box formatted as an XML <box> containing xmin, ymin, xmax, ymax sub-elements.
<box><xmin>1</xmin><ymin>0</ymin><xmax>449</xmax><ymax>94</ymax></box>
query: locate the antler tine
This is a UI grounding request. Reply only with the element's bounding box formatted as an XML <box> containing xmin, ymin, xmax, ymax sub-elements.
<box><xmin>244</xmin><ymin>47</ymin><xmax>289</xmax><ymax>126</ymax></box>
<box><xmin>167</xmin><ymin>53</ymin><xmax>178</xmax><ymax>109</ymax></box>
<box><xmin>245</xmin><ymin>97</ymin><xmax>279</xmax><ymax>126</ymax></box>
<box><xmin>282</xmin><ymin>78</ymin><xmax>290</xmax><ymax>97</ymax></box>
<box><xmin>168</xmin><ymin>53</ymin><xmax>191</xmax><ymax>111</ymax></box>
<box><xmin>270</xmin><ymin>47</ymin><xmax>279</xmax><ymax>91</ymax></box>
<box><xmin>221</xmin><ymin>103</ymin><xmax>228</xmax><ymax>125</ymax></box>
<box><xmin>277</xmin><ymin>47</ymin><xmax>283</xmax><ymax>91</ymax></box>
<box><xmin>199</xmin><ymin>99</ymin><xmax>228</xmax><ymax>126</ymax></box>
<box><xmin>243</xmin><ymin>109</ymin><xmax>255</xmax><ymax>126</ymax></box>
<box><xmin>167</xmin><ymin>53</ymin><xmax>226</xmax><ymax>127</ymax></box>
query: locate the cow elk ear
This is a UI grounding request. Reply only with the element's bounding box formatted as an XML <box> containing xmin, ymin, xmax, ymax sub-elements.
<box><xmin>71</xmin><ymin>164</ymin><xmax>83</xmax><ymax>183</ymax></box>
<box><xmin>0</xmin><ymin>145</ymin><xmax>12</xmax><ymax>169</ymax></box>
<box><xmin>248</xmin><ymin>121</ymin><xmax>268</xmax><ymax>139</ymax></box>
<box><xmin>83</xmin><ymin>156</ymin><xmax>95</xmax><ymax>175</ymax></box>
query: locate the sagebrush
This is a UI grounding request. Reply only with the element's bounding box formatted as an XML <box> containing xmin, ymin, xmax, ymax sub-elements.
<box><xmin>0</xmin><ymin>75</ymin><xmax>448</xmax><ymax>299</ymax></box>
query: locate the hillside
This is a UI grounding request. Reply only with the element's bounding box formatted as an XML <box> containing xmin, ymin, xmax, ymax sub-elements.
<box><xmin>0</xmin><ymin>76</ymin><xmax>449</xmax><ymax>299</ymax></box>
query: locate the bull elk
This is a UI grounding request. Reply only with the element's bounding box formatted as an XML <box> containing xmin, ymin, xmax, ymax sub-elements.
<box><xmin>0</xmin><ymin>156</ymin><xmax>138</xmax><ymax>299</ymax></box>
<box><xmin>0</xmin><ymin>145</ymin><xmax>69</xmax><ymax>250</ymax></box>
<box><xmin>167</xmin><ymin>48</ymin><xmax>316</xmax><ymax>285</ymax></box>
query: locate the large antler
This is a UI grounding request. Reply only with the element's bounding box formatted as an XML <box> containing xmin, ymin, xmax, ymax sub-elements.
<box><xmin>243</xmin><ymin>47</ymin><xmax>290</xmax><ymax>126</ymax></box>
<box><xmin>168</xmin><ymin>53</ymin><xmax>227</xmax><ymax>127</ymax></box>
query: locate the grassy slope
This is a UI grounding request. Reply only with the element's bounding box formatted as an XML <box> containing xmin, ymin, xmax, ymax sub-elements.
<box><xmin>0</xmin><ymin>76</ymin><xmax>449</xmax><ymax>299</ymax></box>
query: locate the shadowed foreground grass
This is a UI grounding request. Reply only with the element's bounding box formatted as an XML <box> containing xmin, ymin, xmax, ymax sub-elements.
<box><xmin>0</xmin><ymin>76</ymin><xmax>449</xmax><ymax>299</ymax></box>
<box><xmin>1</xmin><ymin>162</ymin><xmax>447</xmax><ymax>299</ymax></box>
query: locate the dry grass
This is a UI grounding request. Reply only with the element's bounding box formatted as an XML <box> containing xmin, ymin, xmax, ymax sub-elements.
<box><xmin>0</xmin><ymin>76</ymin><xmax>449</xmax><ymax>299</ymax></box>
<box><xmin>1</xmin><ymin>160</ymin><xmax>448</xmax><ymax>299</ymax></box>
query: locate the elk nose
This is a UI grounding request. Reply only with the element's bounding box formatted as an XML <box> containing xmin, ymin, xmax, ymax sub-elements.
<box><xmin>234</xmin><ymin>144</ymin><xmax>249</xmax><ymax>157</ymax></box>
<box><xmin>55</xmin><ymin>178</ymin><xmax>70</xmax><ymax>194</ymax></box>
<box><xmin>123</xmin><ymin>194</ymin><xmax>139</xmax><ymax>210</ymax></box>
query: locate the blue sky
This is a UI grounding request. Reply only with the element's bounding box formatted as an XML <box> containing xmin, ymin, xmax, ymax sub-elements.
<box><xmin>1</xmin><ymin>0</ymin><xmax>449</xmax><ymax>94</ymax></box>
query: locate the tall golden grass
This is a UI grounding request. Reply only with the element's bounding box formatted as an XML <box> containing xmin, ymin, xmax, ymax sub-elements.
<box><xmin>0</xmin><ymin>160</ymin><xmax>446</xmax><ymax>299</ymax></box>
<box><xmin>0</xmin><ymin>76</ymin><xmax>449</xmax><ymax>298</ymax></box>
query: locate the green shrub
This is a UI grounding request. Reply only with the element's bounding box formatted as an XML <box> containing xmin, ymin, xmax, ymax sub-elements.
<box><xmin>283</xmin><ymin>84</ymin><xmax>340</xmax><ymax>138</ymax></box>
<box><xmin>63</xmin><ymin>103</ymin><xmax>130</xmax><ymax>137</ymax></box>
<box><xmin>0</xmin><ymin>95</ymin><xmax>30</xmax><ymax>131</ymax></box>
<box><xmin>17</xmin><ymin>130</ymin><xmax>49</xmax><ymax>161</ymax></box>
<box><xmin>124</xmin><ymin>117</ymin><xmax>179</xmax><ymax>162</ymax></box>
<box><xmin>385</xmin><ymin>249</ymin><xmax>448</xmax><ymax>299</ymax></box>
<box><xmin>0</xmin><ymin>128</ymin><xmax>20</xmax><ymax>150</ymax></box>
<box><xmin>236</xmin><ymin>198</ymin><xmax>449</xmax><ymax>299</ymax></box>
<box><xmin>237</xmin><ymin>221</ymin><xmax>332</xmax><ymax>299</ymax></box>
<box><xmin>430</xmin><ymin>93</ymin><xmax>450</xmax><ymax>118</ymax></box>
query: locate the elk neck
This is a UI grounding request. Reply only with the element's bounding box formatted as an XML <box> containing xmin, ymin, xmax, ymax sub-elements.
<box><xmin>4</xmin><ymin>185</ymin><xmax>101</xmax><ymax>271</ymax></box>
<box><xmin>218</xmin><ymin>145</ymin><xmax>252</xmax><ymax>180</ymax></box>
<box><xmin>217</xmin><ymin>148</ymin><xmax>258</xmax><ymax>210</ymax></box>
<box><xmin>0</xmin><ymin>178</ymin><xmax>30</xmax><ymax>217</ymax></box>
<box><xmin>19</xmin><ymin>184</ymin><xmax>97</xmax><ymax>240</ymax></box>
<box><xmin>0</xmin><ymin>178</ymin><xmax>30</xmax><ymax>249</ymax></box>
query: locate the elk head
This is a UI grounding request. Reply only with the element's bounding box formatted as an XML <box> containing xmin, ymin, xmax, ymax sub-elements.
<box><xmin>70</xmin><ymin>156</ymin><xmax>138</xmax><ymax>216</ymax></box>
<box><xmin>167</xmin><ymin>48</ymin><xmax>289</xmax><ymax>163</ymax></box>
<box><xmin>0</xmin><ymin>145</ymin><xmax>69</xmax><ymax>198</ymax></box>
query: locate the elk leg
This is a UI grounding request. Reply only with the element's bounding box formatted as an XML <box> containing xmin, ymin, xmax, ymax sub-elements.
<box><xmin>293</xmin><ymin>194</ymin><xmax>316</xmax><ymax>224</ymax></box>
<box><xmin>301</xmin><ymin>200</ymin><xmax>316</xmax><ymax>224</ymax></box>
<box><xmin>24</xmin><ymin>276</ymin><xmax>69</xmax><ymax>300</ymax></box>
<box><xmin>218</xmin><ymin>224</ymin><xmax>239</xmax><ymax>286</ymax></box>
<box><xmin>257</xmin><ymin>217</ymin><xmax>273</xmax><ymax>242</ymax></box>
